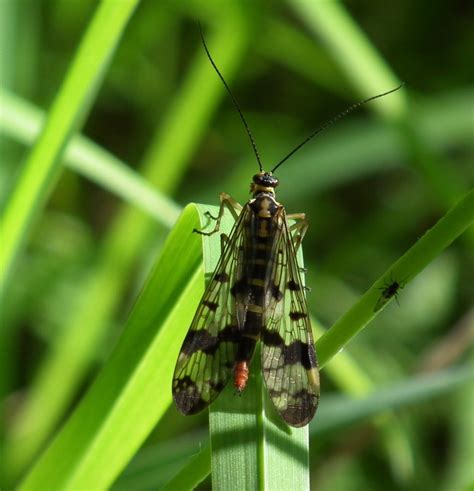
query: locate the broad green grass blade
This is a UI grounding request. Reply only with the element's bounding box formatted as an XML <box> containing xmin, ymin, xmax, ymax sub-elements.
<box><xmin>0</xmin><ymin>0</ymin><xmax>139</xmax><ymax>288</ymax></box>
<box><xmin>19</xmin><ymin>205</ymin><xmax>204</xmax><ymax>490</ymax></box>
<box><xmin>317</xmin><ymin>189</ymin><xmax>474</xmax><ymax>366</ymax></box>
<box><xmin>4</xmin><ymin>13</ymin><xmax>251</xmax><ymax>480</ymax></box>
<box><xmin>203</xmin><ymin>212</ymin><xmax>310</xmax><ymax>490</ymax></box>
<box><xmin>0</xmin><ymin>89</ymin><xmax>181</xmax><ymax>226</ymax></box>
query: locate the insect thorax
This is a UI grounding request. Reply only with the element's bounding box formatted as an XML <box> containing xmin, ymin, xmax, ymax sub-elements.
<box><xmin>249</xmin><ymin>193</ymin><xmax>281</xmax><ymax>219</ymax></box>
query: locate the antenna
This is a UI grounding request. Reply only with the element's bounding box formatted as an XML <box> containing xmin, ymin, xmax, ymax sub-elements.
<box><xmin>199</xmin><ymin>23</ymin><xmax>263</xmax><ymax>172</ymax></box>
<box><xmin>271</xmin><ymin>83</ymin><xmax>404</xmax><ymax>173</ymax></box>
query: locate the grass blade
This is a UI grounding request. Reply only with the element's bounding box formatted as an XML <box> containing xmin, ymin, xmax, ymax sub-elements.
<box><xmin>0</xmin><ymin>0</ymin><xmax>139</xmax><ymax>288</ymax></box>
<box><xmin>313</xmin><ymin>363</ymin><xmax>474</xmax><ymax>434</ymax></box>
<box><xmin>19</xmin><ymin>205</ymin><xmax>204</xmax><ymax>490</ymax></box>
<box><xmin>288</xmin><ymin>0</ymin><xmax>467</xmax><ymax>209</ymax></box>
<box><xmin>202</xmin><ymin>211</ymin><xmax>311</xmax><ymax>490</ymax></box>
<box><xmin>0</xmin><ymin>88</ymin><xmax>181</xmax><ymax>226</ymax></box>
<box><xmin>288</xmin><ymin>0</ymin><xmax>407</xmax><ymax>120</ymax></box>
<box><xmin>161</xmin><ymin>445</ymin><xmax>211</xmax><ymax>491</ymax></box>
<box><xmin>317</xmin><ymin>189</ymin><xmax>474</xmax><ymax>366</ymax></box>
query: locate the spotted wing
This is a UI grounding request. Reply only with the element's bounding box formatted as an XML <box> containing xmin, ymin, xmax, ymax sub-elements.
<box><xmin>172</xmin><ymin>206</ymin><xmax>250</xmax><ymax>415</ymax></box>
<box><xmin>261</xmin><ymin>214</ymin><xmax>320</xmax><ymax>427</ymax></box>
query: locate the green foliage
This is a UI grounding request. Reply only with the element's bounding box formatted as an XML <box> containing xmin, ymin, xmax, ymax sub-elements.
<box><xmin>1</xmin><ymin>1</ymin><xmax>473</xmax><ymax>490</ymax></box>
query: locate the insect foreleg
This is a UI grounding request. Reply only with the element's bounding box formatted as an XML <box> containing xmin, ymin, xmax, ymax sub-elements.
<box><xmin>287</xmin><ymin>213</ymin><xmax>308</xmax><ymax>252</ymax></box>
<box><xmin>194</xmin><ymin>193</ymin><xmax>242</xmax><ymax>236</ymax></box>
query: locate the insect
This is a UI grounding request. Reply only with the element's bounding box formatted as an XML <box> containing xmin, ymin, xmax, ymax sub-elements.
<box><xmin>172</xmin><ymin>25</ymin><xmax>403</xmax><ymax>427</ymax></box>
<box><xmin>374</xmin><ymin>274</ymin><xmax>407</xmax><ymax>312</ymax></box>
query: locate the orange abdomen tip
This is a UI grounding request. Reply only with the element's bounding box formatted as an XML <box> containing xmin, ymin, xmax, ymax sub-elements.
<box><xmin>233</xmin><ymin>361</ymin><xmax>249</xmax><ymax>392</ymax></box>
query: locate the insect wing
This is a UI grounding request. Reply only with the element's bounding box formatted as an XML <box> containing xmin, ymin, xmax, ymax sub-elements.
<box><xmin>172</xmin><ymin>208</ymin><xmax>249</xmax><ymax>415</ymax></box>
<box><xmin>374</xmin><ymin>291</ymin><xmax>390</xmax><ymax>312</ymax></box>
<box><xmin>261</xmin><ymin>216</ymin><xmax>320</xmax><ymax>427</ymax></box>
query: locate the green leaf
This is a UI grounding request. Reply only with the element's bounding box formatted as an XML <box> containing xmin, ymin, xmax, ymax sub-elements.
<box><xmin>198</xmin><ymin>208</ymin><xmax>311</xmax><ymax>490</ymax></box>
<box><xmin>161</xmin><ymin>445</ymin><xmax>211</xmax><ymax>491</ymax></box>
<box><xmin>0</xmin><ymin>0</ymin><xmax>139</xmax><ymax>288</ymax></box>
<box><xmin>317</xmin><ymin>189</ymin><xmax>474</xmax><ymax>366</ymax></box>
<box><xmin>19</xmin><ymin>205</ymin><xmax>204</xmax><ymax>490</ymax></box>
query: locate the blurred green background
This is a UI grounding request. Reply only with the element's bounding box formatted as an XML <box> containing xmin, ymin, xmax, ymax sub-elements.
<box><xmin>1</xmin><ymin>0</ymin><xmax>473</xmax><ymax>490</ymax></box>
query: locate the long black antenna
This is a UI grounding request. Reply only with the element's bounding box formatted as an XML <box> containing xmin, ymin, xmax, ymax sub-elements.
<box><xmin>271</xmin><ymin>83</ymin><xmax>404</xmax><ymax>173</ymax></box>
<box><xmin>199</xmin><ymin>23</ymin><xmax>263</xmax><ymax>172</ymax></box>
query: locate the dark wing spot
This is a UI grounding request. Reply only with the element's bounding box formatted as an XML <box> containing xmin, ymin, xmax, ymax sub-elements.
<box><xmin>215</xmin><ymin>272</ymin><xmax>229</xmax><ymax>283</ymax></box>
<box><xmin>263</xmin><ymin>331</ymin><xmax>317</xmax><ymax>369</ymax></box>
<box><xmin>203</xmin><ymin>300</ymin><xmax>218</xmax><ymax>311</ymax></box>
<box><xmin>209</xmin><ymin>380</ymin><xmax>226</xmax><ymax>392</ymax></box>
<box><xmin>268</xmin><ymin>388</ymin><xmax>284</xmax><ymax>398</ymax></box>
<box><xmin>262</xmin><ymin>329</ymin><xmax>284</xmax><ymax>347</ymax></box>
<box><xmin>173</xmin><ymin>376</ymin><xmax>208</xmax><ymax>415</ymax></box>
<box><xmin>231</xmin><ymin>279</ymin><xmax>248</xmax><ymax>297</ymax></box>
<box><xmin>290</xmin><ymin>311</ymin><xmax>307</xmax><ymax>321</ymax></box>
<box><xmin>173</xmin><ymin>375</ymin><xmax>194</xmax><ymax>391</ymax></box>
<box><xmin>174</xmin><ymin>392</ymin><xmax>207</xmax><ymax>415</ymax></box>
<box><xmin>283</xmin><ymin>341</ymin><xmax>317</xmax><ymax>369</ymax></box>
<box><xmin>280</xmin><ymin>390</ymin><xmax>319</xmax><ymax>427</ymax></box>
<box><xmin>219</xmin><ymin>324</ymin><xmax>240</xmax><ymax>343</ymax></box>
<box><xmin>287</xmin><ymin>280</ymin><xmax>301</xmax><ymax>291</ymax></box>
<box><xmin>181</xmin><ymin>330</ymin><xmax>218</xmax><ymax>356</ymax></box>
<box><xmin>271</xmin><ymin>284</ymin><xmax>283</xmax><ymax>301</ymax></box>
<box><xmin>181</xmin><ymin>325</ymin><xmax>239</xmax><ymax>357</ymax></box>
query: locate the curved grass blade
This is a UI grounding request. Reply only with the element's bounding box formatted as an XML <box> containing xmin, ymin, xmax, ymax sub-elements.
<box><xmin>0</xmin><ymin>0</ymin><xmax>139</xmax><ymax>289</ymax></box>
<box><xmin>317</xmin><ymin>189</ymin><xmax>474</xmax><ymax>366</ymax></box>
<box><xmin>18</xmin><ymin>205</ymin><xmax>205</xmax><ymax>490</ymax></box>
<box><xmin>0</xmin><ymin>88</ymin><xmax>181</xmax><ymax>226</ymax></box>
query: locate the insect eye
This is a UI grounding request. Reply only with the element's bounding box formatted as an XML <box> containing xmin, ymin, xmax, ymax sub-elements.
<box><xmin>253</xmin><ymin>173</ymin><xmax>279</xmax><ymax>188</ymax></box>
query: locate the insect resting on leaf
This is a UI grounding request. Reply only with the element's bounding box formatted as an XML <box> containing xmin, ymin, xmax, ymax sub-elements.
<box><xmin>374</xmin><ymin>273</ymin><xmax>408</xmax><ymax>312</ymax></box>
<box><xmin>172</xmin><ymin>24</ymin><xmax>403</xmax><ymax>427</ymax></box>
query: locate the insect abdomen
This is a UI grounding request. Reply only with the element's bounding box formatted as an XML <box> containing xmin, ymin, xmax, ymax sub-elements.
<box><xmin>232</xmin><ymin>197</ymin><xmax>282</xmax><ymax>391</ymax></box>
<box><xmin>234</xmin><ymin>360</ymin><xmax>249</xmax><ymax>392</ymax></box>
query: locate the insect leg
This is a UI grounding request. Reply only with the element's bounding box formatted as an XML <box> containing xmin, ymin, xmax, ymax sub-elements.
<box><xmin>194</xmin><ymin>193</ymin><xmax>242</xmax><ymax>236</ymax></box>
<box><xmin>287</xmin><ymin>213</ymin><xmax>308</xmax><ymax>252</ymax></box>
